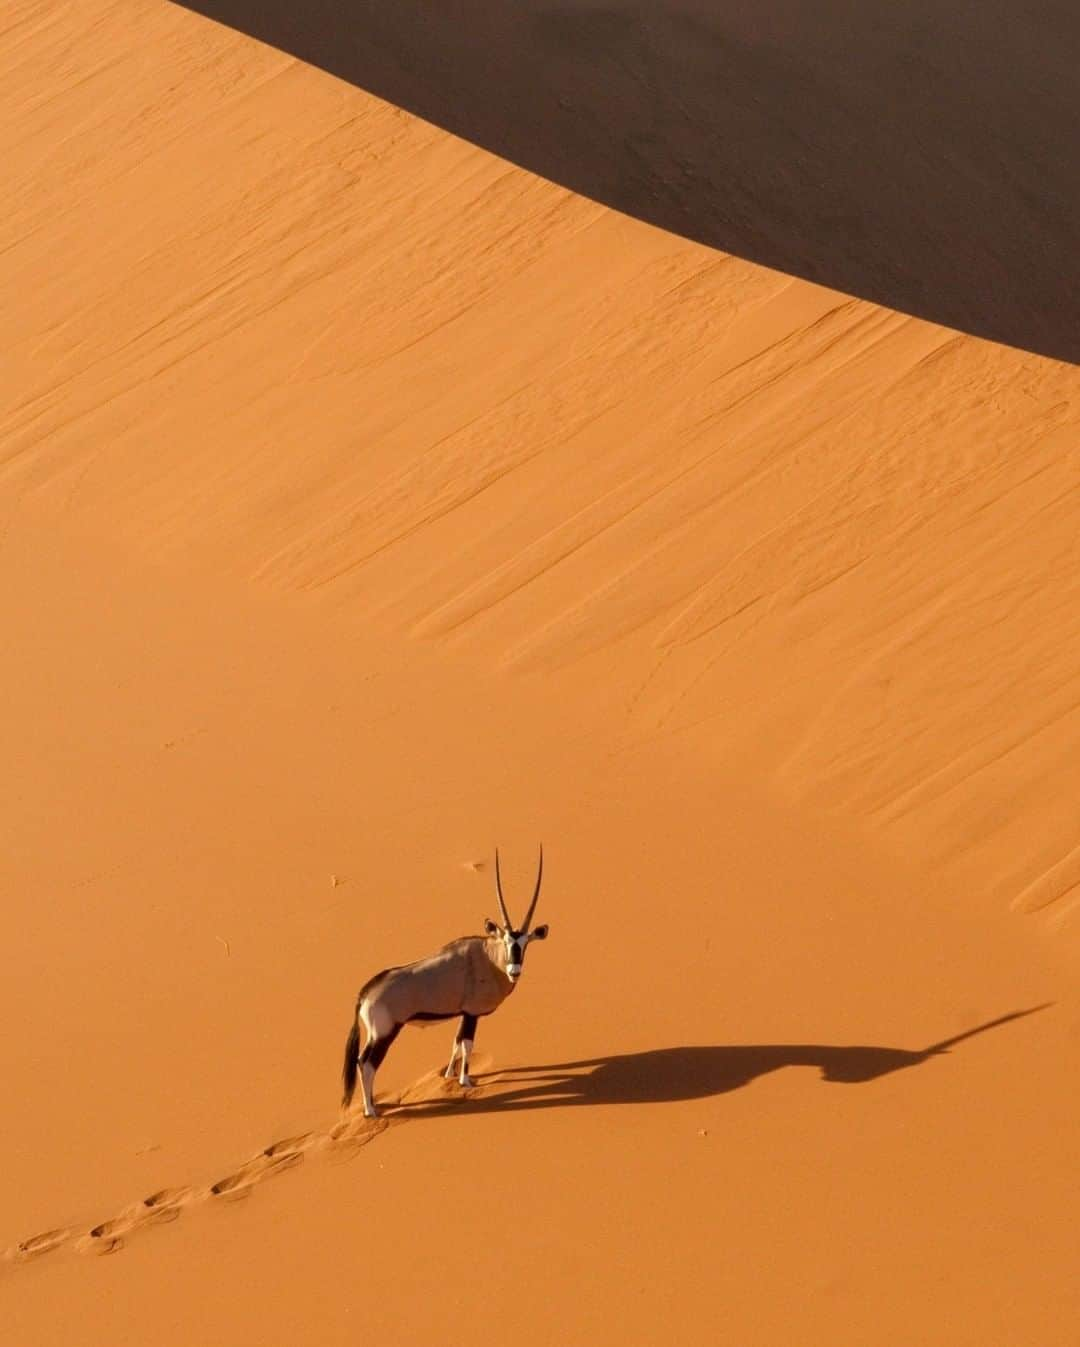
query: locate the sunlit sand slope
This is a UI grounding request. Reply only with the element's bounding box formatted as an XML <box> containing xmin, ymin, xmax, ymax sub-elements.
<box><xmin>6</xmin><ymin>1</ymin><xmax>1079</xmax><ymax>922</ymax></box>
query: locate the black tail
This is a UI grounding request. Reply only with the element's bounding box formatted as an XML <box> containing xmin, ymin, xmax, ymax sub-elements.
<box><xmin>342</xmin><ymin>1005</ymin><xmax>361</xmax><ymax>1109</ymax></box>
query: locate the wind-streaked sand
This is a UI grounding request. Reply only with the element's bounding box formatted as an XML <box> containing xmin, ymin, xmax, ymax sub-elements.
<box><xmin>3</xmin><ymin>2</ymin><xmax>1079</xmax><ymax>1343</ymax></box>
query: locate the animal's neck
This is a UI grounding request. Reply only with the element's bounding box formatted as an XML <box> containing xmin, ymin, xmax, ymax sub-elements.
<box><xmin>484</xmin><ymin>934</ymin><xmax>513</xmax><ymax>981</ymax></box>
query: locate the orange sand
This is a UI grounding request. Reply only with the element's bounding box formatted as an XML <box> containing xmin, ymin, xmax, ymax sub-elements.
<box><xmin>3</xmin><ymin>3</ymin><xmax>1078</xmax><ymax>1343</ymax></box>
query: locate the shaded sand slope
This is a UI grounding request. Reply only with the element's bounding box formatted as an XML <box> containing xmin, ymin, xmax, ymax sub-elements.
<box><xmin>175</xmin><ymin>0</ymin><xmax>1080</xmax><ymax>362</ymax></box>
<box><xmin>3</xmin><ymin>3</ymin><xmax>1080</xmax><ymax>1345</ymax></box>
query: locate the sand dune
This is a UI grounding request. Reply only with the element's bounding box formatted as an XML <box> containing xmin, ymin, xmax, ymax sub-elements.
<box><xmin>3</xmin><ymin>2</ymin><xmax>1079</xmax><ymax>1344</ymax></box>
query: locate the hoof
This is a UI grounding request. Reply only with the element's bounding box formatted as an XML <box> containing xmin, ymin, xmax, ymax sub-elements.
<box><xmin>459</xmin><ymin>1076</ymin><xmax>474</xmax><ymax>1089</ymax></box>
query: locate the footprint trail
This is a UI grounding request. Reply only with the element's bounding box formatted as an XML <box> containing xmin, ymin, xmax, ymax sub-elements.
<box><xmin>3</xmin><ymin>1064</ymin><xmax>482</xmax><ymax>1267</ymax></box>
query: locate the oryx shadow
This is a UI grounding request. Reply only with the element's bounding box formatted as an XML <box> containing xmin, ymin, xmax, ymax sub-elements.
<box><xmin>394</xmin><ymin>1005</ymin><xmax>1049</xmax><ymax>1116</ymax></box>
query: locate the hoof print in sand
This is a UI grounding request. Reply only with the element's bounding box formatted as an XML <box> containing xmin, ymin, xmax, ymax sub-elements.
<box><xmin>79</xmin><ymin>1232</ymin><xmax>124</xmax><ymax>1257</ymax></box>
<box><xmin>16</xmin><ymin>1229</ymin><xmax>70</xmax><ymax>1260</ymax></box>
<box><xmin>143</xmin><ymin>1186</ymin><xmax>194</xmax><ymax>1211</ymax></box>
<box><xmin>264</xmin><ymin>1133</ymin><xmax>316</xmax><ymax>1158</ymax></box>
<box><xmin>326</xmin><ymin>1116</ymin><xmax>387</xmax><ymax>1161</ymax></box>
<box><xmin>210</xmin><ymin>1170</ymin><xmax>259</xmax><ymax>1200</ymax></box>
<box><xmin>211</xmin><ymin>1149</ymin><xmax>303</xmax><ymax>1201</ymax></box>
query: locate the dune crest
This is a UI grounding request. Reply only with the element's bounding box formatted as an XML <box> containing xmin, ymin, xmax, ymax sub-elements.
<box><xmin>176</xmin><ymin>0</ymin><xmax>1080</xmax><ymax>362</ymax></box>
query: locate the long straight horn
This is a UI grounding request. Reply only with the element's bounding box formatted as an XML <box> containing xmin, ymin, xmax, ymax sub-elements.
<box><xmin>522</xmin><ymin>844</ymin><xmax>544</xmax><ymax>931</ymax></box>
<box><xmin>494</xmin><ymin>848</ymin><xmax>513</xmax><ymax>929</ymax></box>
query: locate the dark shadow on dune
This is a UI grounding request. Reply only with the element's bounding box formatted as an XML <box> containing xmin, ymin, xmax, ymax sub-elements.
<box><xmin>394</xmin><ymin>1006</ymin><xmax>1049</xmax><ymax>1116</ymax></box>
<box><xmin>174</xmin><ymin>0</ymin><xmax>1078</xmax><ymax>362</ymax></box>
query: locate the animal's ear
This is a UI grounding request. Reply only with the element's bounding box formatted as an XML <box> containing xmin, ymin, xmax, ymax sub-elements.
<box><xmin>530</xmin><ymin>924</ymin><xmax>549</xmax><ymax>940</ymax></box>
<box><xmin>484</xmin><ymin>918</ymin><xmax>500</xmax><ymax>935</ymax></box>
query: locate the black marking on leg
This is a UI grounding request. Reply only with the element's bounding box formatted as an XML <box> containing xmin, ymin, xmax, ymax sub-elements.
<box><xmin>368</xmin><ymin>1026</ymin><xmax>401</xmax><ymax>1071</ymax></box>
<box><xmin>456</xmin><ymin>1013</ymin><xmax>478</xmax><ymax>1044</ymax></box>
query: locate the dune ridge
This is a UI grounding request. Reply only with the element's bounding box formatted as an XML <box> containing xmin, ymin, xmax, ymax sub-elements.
<box><xmin>175</xmin><ymin>0</ymin><xmax>1080</xmax><ymax>363</ymax></box>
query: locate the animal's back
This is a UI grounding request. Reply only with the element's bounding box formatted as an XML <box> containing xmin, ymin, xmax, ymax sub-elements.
<box><xmin>372</xmin><ymin>938</ymin><xmax>472</xmax><ymax>1022</ymax></box>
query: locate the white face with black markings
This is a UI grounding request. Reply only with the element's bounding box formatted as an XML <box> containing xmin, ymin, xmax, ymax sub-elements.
<box><xmin>484</xmin><ymin>921</ymin><xmax>549</xmax><ymax>982</ymax></box>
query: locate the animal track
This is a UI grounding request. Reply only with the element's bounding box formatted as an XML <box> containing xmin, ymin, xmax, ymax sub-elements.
<box><xmin>263</xmin><ymin>1133</ymin><xmax>320</xmax><ymax>1157</ymax></box>
<box><xmin>14</xmin><ymin>1229</ymin><xmax>70</xmax><ymax>1261</ymax></box>
<box><xmin>3</xmin><ymin>1067</ymin><xmax>480</xmax><ymax>1268</ymax></box>
<box><xmin>144</xmin><ymin>1185</ymin><xmax>196</xmax><ymax>1209</ymax></box>
<box><xmin>210</xmin><ymin>1149</ymin><xmax>304</xmax><ymax>1200</ymax></box>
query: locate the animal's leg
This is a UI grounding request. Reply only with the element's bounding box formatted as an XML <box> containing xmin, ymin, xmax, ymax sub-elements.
<box><xmin>443</xmin><ymin>1036</ymin><xmax>460</xmax><ymax>1079</ymax></box>
<box><xmin>457</xmin><ymin>1013</ymin><xmax>478</xmax><ymax>1088</ymax></box>
<box><xmin>359</xmin><ymin>1025</ymin><xmax>400</xmax><ymax>1119</ymax></box>
<box><xmin>357</xmin><ymin>1041</ymin><xmax>377</xmax><ymax>1118</ymax></box>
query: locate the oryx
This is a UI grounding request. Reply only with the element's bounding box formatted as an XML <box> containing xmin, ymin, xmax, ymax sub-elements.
<box><xmin>341</xmin><ymin>847</ymin><xmax>549</xmax><ymax>1118</ymax></box>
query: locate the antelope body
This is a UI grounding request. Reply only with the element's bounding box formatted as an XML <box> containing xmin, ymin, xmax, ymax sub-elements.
<box><xmin>341</xmin><ymin>848</ymin><xmax>548</xmax><ymax>1118</ymax></box>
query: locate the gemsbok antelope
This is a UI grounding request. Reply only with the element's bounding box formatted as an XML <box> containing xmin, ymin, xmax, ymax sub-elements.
<box><xmin>341</xmin><ymin>847</ymin><xmax>549</xmax><ymax>1118</ymax></box>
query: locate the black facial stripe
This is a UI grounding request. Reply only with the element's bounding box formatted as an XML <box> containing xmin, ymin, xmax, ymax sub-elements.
<box><xmin>509</xmin><ymin>940</ymin><xmax>523</xmax><ymax>965</ymax></box>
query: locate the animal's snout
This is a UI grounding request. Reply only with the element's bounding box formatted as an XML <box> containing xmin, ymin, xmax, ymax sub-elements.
<box><xmin>506</xmin><ymin>964</ymin><xmax>522</xmax><ymax>980</ymax></box>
